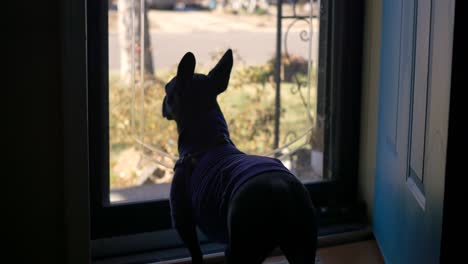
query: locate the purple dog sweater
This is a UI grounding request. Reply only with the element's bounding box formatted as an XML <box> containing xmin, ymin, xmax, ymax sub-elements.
<box><xmin>170</xmin><ymin>110</ymin><xmax>292</xmax><ymax>243</ymax></box>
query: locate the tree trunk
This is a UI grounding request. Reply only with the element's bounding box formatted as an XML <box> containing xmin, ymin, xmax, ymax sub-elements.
<box><xmin>247</xmin><ymin>0</ymin><xmax>256</xmax><ymax>13</ymax></box>
<box><xmin>118</xmin><ymin>0</ymin><xmax>154</xmax><ymax>85</ymax></box>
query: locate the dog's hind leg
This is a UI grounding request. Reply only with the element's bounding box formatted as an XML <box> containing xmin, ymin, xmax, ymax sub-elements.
<box><xmin>278</xmin><ymin>177</ymin><xmax>318</xmax><ymax>264</ymax></box>
<box><xmin>225</xmin><ymin>210</ymin><xmax>276</xmax><ymax>264</ymax></box>
<box><xmin>225</xmin><ymin>174</ymin><xmax>279</xmax><ymax>264</ymax></box>
<box><xmin>226</xmin><ymin>172</ymin><xmax>318</xmax><ymax>263</ymax></box>
<box><xmin>279</xmin><ymin>224</ymin><xmax>317</xmax><ymax>264</ymax></box>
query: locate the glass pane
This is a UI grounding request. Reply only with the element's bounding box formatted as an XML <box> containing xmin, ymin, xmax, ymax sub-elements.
<box><xmin>108</xmin><ymin>0</ymin><xmax>324</xmax><ymax>204</ymax></box>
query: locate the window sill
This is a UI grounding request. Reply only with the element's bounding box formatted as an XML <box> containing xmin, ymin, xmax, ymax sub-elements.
<box><xmin>110</xmin><ymin>183</ymin><xmax>171</xmax><ymax>204</ymax></box>
<box><xmin>92</xmin><ymin>225</ymin><xmax>372</xmax><ymax>264</ymax></box>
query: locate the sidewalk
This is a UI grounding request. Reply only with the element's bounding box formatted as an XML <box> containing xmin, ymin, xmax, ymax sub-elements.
<box><xmin>109</xmin><ymin>5</ymin><xmax>315</xmax><ymax>34</ymax></box>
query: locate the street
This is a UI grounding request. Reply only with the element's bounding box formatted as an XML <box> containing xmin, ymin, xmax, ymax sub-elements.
<box><xmin>108</xmin><ymin>9</ymin><xmax>319</xmax><ymax>71</ymax></box>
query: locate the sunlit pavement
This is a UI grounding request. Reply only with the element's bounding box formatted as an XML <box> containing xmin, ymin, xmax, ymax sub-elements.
<box><xmin>108</xmin><ymin>8</ymin><xmax>319</xmax><ymax>70</ymax></box>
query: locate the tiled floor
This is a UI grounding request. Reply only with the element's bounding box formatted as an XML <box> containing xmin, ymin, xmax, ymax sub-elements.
<box><xmin>264</xmin><ymin>240</ymin><xmax>385</xmax><ymax>264</ymax></box>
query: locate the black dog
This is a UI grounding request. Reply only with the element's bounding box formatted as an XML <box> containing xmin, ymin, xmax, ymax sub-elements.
<box><xmin>163</xmin><ymin>50</ymin><xmax>317</xmax><ymax>264</ymax></box>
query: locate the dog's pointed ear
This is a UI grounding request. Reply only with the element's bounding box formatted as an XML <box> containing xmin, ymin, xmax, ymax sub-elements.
<box><xmin>176</xmin><ymin>52</ymin><xmax>196</xmax><ymax>92</ymax></box>
<box><xmin>208</xmin><ymin>49</ymin><xmax>233</xmax><ymax>95</ymax></box>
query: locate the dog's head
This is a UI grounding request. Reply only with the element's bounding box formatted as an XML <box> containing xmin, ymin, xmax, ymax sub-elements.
<box><xmin>162</xmin><ymin>49</ymin><xmax>233</xmax><ymax>121</ymax></box>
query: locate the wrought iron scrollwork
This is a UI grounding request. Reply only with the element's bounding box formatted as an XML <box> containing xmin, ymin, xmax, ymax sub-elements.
<box><xmin>275</xmin><ymin>0</ymin><xmax>317</xmax><ymax>148</ymax></box>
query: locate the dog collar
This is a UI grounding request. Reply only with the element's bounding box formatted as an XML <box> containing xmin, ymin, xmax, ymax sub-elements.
<box><xmin>174</xmin><ymin>133</ymin><xmax>233</xmax><ymax>171</ymax></box>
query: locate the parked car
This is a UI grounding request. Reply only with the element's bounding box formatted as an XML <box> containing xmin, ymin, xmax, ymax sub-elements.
<box><xmin>146</xmin><ymin>0</ymin><xmax>177</xmax><ymax>10</ymax></box>
<box><xmin>147</xmin><ymin>0</ymin><xmax>213</xmax><ymax>10</ymax></box>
